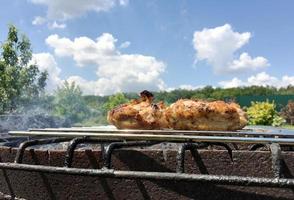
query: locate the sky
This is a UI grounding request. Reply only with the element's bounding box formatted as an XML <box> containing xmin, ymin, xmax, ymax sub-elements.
<box><xmin>0</xmin><ymin>0</ymin><xmax>293</xmax><ymax>95</ymax></box>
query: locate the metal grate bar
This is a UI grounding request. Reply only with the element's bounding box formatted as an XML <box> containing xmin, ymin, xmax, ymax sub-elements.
<box><xmin>103</xmin><ymin>141</ymin><xmax>159</xmax><ymax>169</ymax></box>
<box><xmin>14</xmin><ymin>138</ymin><xmax>70</xmax><ymax>163</ymax></box>
<box><xmin>176</xmin><ymin>143</ymin><xmax>209</xmax><ymax>173</ymax></box>
<box><xmin>0</xmin><ymin>162</ymin><xmax>294</xmax><ymax>188</ymax></box>
<box><xmin>8</xmin><ymin>131</ymin><xmax>294</xmax><ymax>145</ymax></box>
<box><xmin>176</xmin><ymin>142</ymin><xmax>233</xmax><ymax>173</ymax></box>
<box><xmin>64</xmin><ymin>138</ymin><xmax>119</xmax><ymax>168</ymax></box>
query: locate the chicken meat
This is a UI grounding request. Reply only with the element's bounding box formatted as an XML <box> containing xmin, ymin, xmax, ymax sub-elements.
<box><xmin>165</xmin><ymin>99</ymin><xmax>248</xmax><ymax>131</ymax></box>
<box><xmin>107</xmin><ymin>90</ymin><xmax>248</xmax><ymax>131</ymax></box>
<box><xmin>107</xmin><ymin>90</ymin><xmax>169</xmax><ymax>129</ymax></box>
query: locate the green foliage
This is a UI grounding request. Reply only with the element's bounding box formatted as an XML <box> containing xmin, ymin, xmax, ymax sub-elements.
<box><xmin>82</xmin><ymin>95</ymin><xmax>110</xmax><ymax>126</ymax></box>
<box><xmin>53</xmin><ymin>81</ymin><xmax>89</xmax><ymax>124</ymax></box>
<box><xmin>156</xmin><ymin>89</ymin><xmax>196</xmax><ymax>104</ymax></box>
<box><xmin>272</xmin><ymin>115</ymin><xmax>286</xmax><ymax>127</ymax></box>
<box><xmin>102</xmin><ymin>93</ymin><xmax>129</xmax><ymax>113</ymax></box>
<box><xmin>153</xmin><ymin>86</ymin><xmax>294</xmax><ymax>106</ymax></box>
<box><xmin>246</xmin><ymin>101</ymin><xmax>283</xmax><ymax>126</ymax></box>
<box><xmin>0</xmin><ymin>24</ymin><xmax>47</xmax><ymax>113</ymax></box>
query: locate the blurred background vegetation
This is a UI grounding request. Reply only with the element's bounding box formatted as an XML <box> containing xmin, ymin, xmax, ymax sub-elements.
<box><xmin>0</xmin><ymin>25</ymin><xmax>293</xmax><ymax>131</ymax></box>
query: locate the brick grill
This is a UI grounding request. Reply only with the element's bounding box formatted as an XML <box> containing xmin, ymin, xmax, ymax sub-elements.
<box><xmin>0</xmin><ymin>127</ymin><xmax>294</xmax><ymax>200</ymax></box>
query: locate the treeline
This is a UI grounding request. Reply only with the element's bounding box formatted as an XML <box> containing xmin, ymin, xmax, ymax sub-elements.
<box><xmin>154</xmin><ymin>86</ymin><xmax>294</xmax><ymax>103</ymax></box>
<box><xmin>84</xmin><ymin>85</ymin><xmax>294</xmax><ymax>109</ymax></box>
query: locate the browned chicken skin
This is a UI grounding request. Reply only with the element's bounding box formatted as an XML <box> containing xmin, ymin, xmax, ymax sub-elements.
<box><xmin>165</xmin><ymin>99</ymin><xmax>247</xmax><ymax>131</ymax></box>
<box><xmin>107</xmin><ymin>90</ymin><xmax>169</xmax><ymax>129</ymax></box>
<box><xmin>107</xmin><ymin>91</ymin><xmax>248</xmax><ymax>131</ymax></box>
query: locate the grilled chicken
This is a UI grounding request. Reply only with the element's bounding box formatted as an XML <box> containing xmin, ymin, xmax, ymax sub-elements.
<box><xmin>165</xmin><ymin>99</ymin><xmax>248</xmax><ymax>131</ymax></box>
<box><xmin>107</xmin><ymin>90</ymin><xmax>169</xmax><ymax>129</ymax></box>
<box><xmin>108</xmin><ymin>90</ymin><xmax>248</xmax><ymax>131</ymax></box>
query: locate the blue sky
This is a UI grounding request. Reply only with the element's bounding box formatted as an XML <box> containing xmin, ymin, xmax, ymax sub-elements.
<box><xmin>0</xmin><ymin>0</ymin><xmax>293</xmax><ymax>95</ymax></box>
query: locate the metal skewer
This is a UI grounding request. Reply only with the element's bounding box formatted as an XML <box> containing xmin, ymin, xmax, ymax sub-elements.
<box><xmin>8</xmin><ymin>130</ymin><xmax>294</xmax><ymax>145</ymax></box>
<box><xmin>27</xmin><ymin>127</ymin><xmax>294</xmax><ymax>137</ymax></box>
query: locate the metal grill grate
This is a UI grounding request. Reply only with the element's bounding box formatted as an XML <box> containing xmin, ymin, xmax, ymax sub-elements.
<box><xmin>0</xmin><ymin>127</ymin><xmax>294</xmax><ymax>200</ymax></box>
<box><xmin>1</xmin><ymin>126</ymin><xmax>294</xmax><ymax>199</ymax></box>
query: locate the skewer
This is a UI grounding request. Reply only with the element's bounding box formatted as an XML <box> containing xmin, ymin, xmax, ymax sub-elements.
<box><xmin>8</xmin><ymin>131</ymin><xmax>294</xmax><ymax>145</ymax></box>
<box><xmin>27</xmin><ymin>127</ymin><xmax>294</xmax><ymax>137</ymax></box>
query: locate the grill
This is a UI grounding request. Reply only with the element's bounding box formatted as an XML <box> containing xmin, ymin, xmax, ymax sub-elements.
<box><xmin>1</xmin><ymin>126</ymin><xmax>294</xmax><ymax>199</ymax></box>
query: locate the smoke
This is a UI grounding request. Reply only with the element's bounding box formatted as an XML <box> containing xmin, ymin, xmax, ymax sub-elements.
<box><xmin>0</xmin><ymin>99</ymin><xmax>70</xmax><ymax>135</ymax></box>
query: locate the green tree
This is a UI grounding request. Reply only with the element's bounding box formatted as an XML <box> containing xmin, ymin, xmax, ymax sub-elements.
<box><xmin>53</xmin><ymin>81</ymin><xmax>89</xmax><ymax>124</ymax></box>
<box><xmin>103</xmin><ymin>93</ymin><xmax>129</xmax><ymax>114</ymax></box>
<box><xmin>0</xmin><ymin>24</ymin><xmax>47</xmax><ymax>113</ymax></box>
<box><xmin>246</xmin><ymin>101</ymin><xmax>284</xmax><ymax>126</ymax></box>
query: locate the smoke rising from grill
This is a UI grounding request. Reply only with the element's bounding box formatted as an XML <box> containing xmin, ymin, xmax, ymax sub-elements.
<box><xmin>0</xmin><ymin>103</ymin><xmax>70</xmax><ymax>136</ymax></box>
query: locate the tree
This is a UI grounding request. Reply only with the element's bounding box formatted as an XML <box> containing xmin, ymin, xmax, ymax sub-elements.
<box><xmin>246</xmin><ymin>101</ymin><xmax>285</xmax><ymax>126</ymax></box>
<box><xmin>103</xmin><ymin>93</ymin><xmax>129</xmax><ymax>114</ymax></box>
<box><xmin>0</xmin><ymin>24</ymin><xmax>47</xmax><ymax>113</ymax></box>
<box><xmin>53</xmin><ymin>81</ymin><xmax>89</xmax><ymax>124</ymax></box>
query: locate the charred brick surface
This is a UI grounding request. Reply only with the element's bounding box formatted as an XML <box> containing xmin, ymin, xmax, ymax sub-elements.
<box><xmin>1</xmin><ymin>146</ymin><xmax>294</xmax><ymax>200</ymax></box>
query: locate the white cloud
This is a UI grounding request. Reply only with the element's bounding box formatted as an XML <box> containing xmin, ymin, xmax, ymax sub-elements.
<box><xmin>166</xmin><ymin>84</ymin><xmax>204</xmax><ymax>92</ymax></box>
<box><xmin>218</xmin><ymin>72</ymin><xmax>294</xmax><ymax>88</ymax></box>
<box><xmin>32</xmin><ymin>16</ymin><xmax>66</xmax><ymax>30</ymax></box>
<box><xmin>30</xmin><ymin>0</ymin><xmax>128</xmax><ymax>21</ymax></box>
<box><xmin>218</xmin><ymin>78</ymin><xmax>245</xmax><ymax>88</ymax></box>
<box><xmin>193</xmin><ymin>24</ymin><xmax>269</xmax><ymax>74</ymax></box>
<box><xmin>119</xmin><ymin>41</ymin><xmax>131</xmax><ymax>49</ymax></box>
<box><xmin>247</xmin><ymin>72</ymin><xmax>278</xmax><ymax>86</ymax></box>
<box><xmin>30</xmin><ymin>53</ymin><xmax>62</xmax><ymax>91</ymax></box>
<box><xmin>45</xmin><ymin>33</ymin><xmax>166</xmax><ymax>95</ymax></box>
<box><xmin>32</xmin><ymin>16</ymin><xmax>46</xmax><ymax>25</ymax></box>
<box><xmin>66</xmin><ymin>76</ymin><xmax>97</xmax><ymax>95</ymax></box>
<box><xmin>48</xmin><ymin>21</ymin><xmax>67</xmax><ymax>29</ymax></box>
<box><xmin>118</xmin><ymin>0</ymin><xmax>129</xmax><ymax>6</ymax></box>
<box><xmin>282</xmin><ymin>75</ymin><xmax>294</xmax><ymax>85</ymax></box>
<box><xmin>229</xmin><ymin>53</ymin><xmax>269</xmax><ymax>71</ymax></box>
